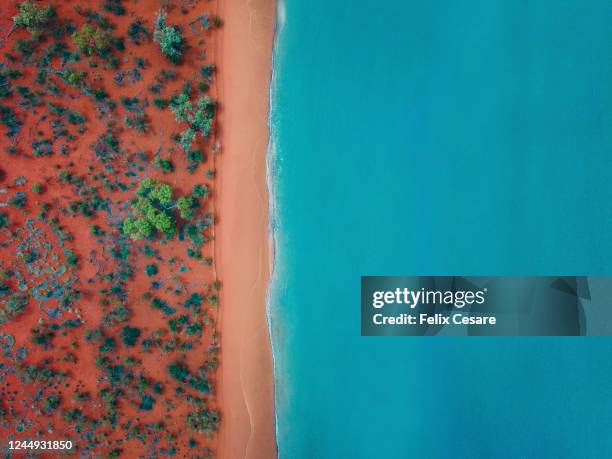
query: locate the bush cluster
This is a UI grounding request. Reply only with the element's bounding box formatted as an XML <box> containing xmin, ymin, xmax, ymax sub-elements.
<box><xmin>154</xmin><ymin>10</ymin><xmax>184</xmax><ymax>64</ymax></box>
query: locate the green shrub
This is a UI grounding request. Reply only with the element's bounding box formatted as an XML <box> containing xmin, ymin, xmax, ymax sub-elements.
<box><xmin>124</xmin><ymin>113</ymin><xmax>148</xmax><ymax>133</ymax></box>
<box><xmin>134</xmin><ymin>56</ymin><xmax>147</xmax><ymax>68</ymax></box>
<box><xmin>62</xmin><ymin>69</ymin><xmax>88</xmax><ymax>87</ymax></box>
<box><xmin>103</xmin><ymin>0</ymin><xmax>126</xmax><ymax>16</ymax></box>
<box><xmin>176</xmin><ymin>196</ymin><xmax>195</xmax><ymax>220</ymax></box>
<box><xmin>9</xmin><ymin>192</ymin><xmax>26</xmax><ymax>208</ymax></box>
<box><xmin>58</xmin><ymin>171</ymin><xmax>73</xmax><ymax>183</ymax></box>
<box><xmin>167</xmin><ymin>361</ymin><xmax>189</xmax><ymax>382</ymax></box>
<box><xmin>153</xmin><ymin>10</ymin><xmax>184</xmax><ymax>64</ymax></box>
<box><xmin>199</xmin><ymin>64</ymin><xmax>215</xmax><ymax>80</ymax></box>
<box><xmin>99</xmin><ymin>336</ymin><xmax>116</xmax><ymax>353</ymax></box>
<box><xmin>31</xmin><ymin>327</ymin><xmax>54</xmax><ymax>348</ymax></box>
<box><xmin>91</xmin><ymin>87</ymin><xmax>109</xmax><ymax>101</ymax></box>
<box><xmin>122</xmin><ymin>218</ymin><xmax>154</xmax><ymax>240</ymax></box>
<box><xmin>67</xmin><ymin>111</ymin><xmax>86</xmax><ymax>124</ymax></box>
<box><xmin>73</xmin><ymin>24</ymin><xmax>113</xmax><ymax>56</ymax></box>
<box><xmin>153</xmin><ymin>98</ymin><xmax>167</xmax><ymax>109</ymax></box>
<box><xmin>192</xmin><ymin>184</ymin><xmax>209</xmax><ymax>198</ymax></box>
<box><xmin>186</xmin><ymin>408</ymin><xmax>220</xmax><ymax>434</ymax></box>
<box><xmin>123</xmin><ymin>178</ymin><xmax>179</xmax><ymax>240</ymax></box>
<box><xmin>0</xmin><ymin>293</ymin><xmax>28</xmax><ymax>324</ymax></box>
<box><xmin>66</xmin><ymin>251</ymin><xmax>78</xmax><ymax>267</ymax></box>
<box><xmin>169</xmin><ymin>95</ymin><xmax>216</xmax><ymax>151</ymax></box>
<box><xmin>13</xmin><ymin>38</ymin><xmax>37</xmax><ymax>59</ymax></box>
<box><xmin>191</xmin><ymin>96</ymin><xmax>216</xmax><ymax>136</ymax></box>
<box><xmin>180</xmin><ymin>128</ymin><xmax>195</xmax><ymax>152</ymax></box>
<box><xmin>183</xmin><ymin>293</ymin><xmax>202</xmax><ymax>309</ymax></box>
<box><xmin>0</xmin><ymin>104</ymin><xmax>22</xmax><ymax>137</ymax></box>
<box><xmin>128</xmin><ymin>19</ymin><xmax>150</xmax><ymax>45</ymax></box>
<box><xmin>13</xmin><ymin>1</ymin><xmax>55</xmax><ymax>35</ymax></box>
<box><xmin>186</xmin><ymin>322</ymin><xmax>202</xmax><ymax>336</ymax></box>
<box><xmin>170</xmin><ymin>93</ymin><xmax>191</xmax><ymax>122</ymax></box>
<box><xmin>44</xmin><ymin>394</ymin><xmax>61</xmax><ymax>412</ymax></box>
<box><xmin>0</xmin><ymin>213</ymin><xmax>9</xmax><ymax>228</ymax></box>
<box><xmin>121</xmin><ymin>326</ymin><xmax>141</xmax><ymax>347</ymax></box>
<box><xmin>0</xmin><ymin>67</ymin><xmax>22</xmax><ymax>98</ymax></box>
<box><xmin>187</xmin><ymin>150</ymin><xmax>204</xmax><ymax>163</ymax></box>
<box><xmin>90</xmin><ymin>224</ymin><xmax>105</xmax><ymax>236</ymax></box>
<box><xmin>157</xmin><ymin>158</ymin><xmax>174</xmax><ymax>173</ymax></box>
<box><xmin>32</xmin><ymin>138</ymin><xmax>53</xmax><ymax>156</ymax></box>
<box><xmin>139</xmin><ymin>394</ymin><xmax>155</xmax><ymax>411</ymax></box>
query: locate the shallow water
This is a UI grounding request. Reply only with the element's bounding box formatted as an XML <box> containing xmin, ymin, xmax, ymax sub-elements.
<box><xmin>269</xmin><ymin>1</ymin><xmax>612</xmax><ymax>457</ymax></box>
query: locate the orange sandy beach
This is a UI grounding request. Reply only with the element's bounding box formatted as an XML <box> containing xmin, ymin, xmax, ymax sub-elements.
<box><xmin>0</xmin><ymin>0</ymin><xmax>275</xmax><ymax>455</ymax></box>
<box><xmin>216</xmin><ymin>0</ymin><xmax>277</xmax><ymax>458</ymax></box>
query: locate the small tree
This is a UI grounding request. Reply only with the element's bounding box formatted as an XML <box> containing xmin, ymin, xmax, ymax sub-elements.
<box><xmin>123</xmin><ymin>178</ymin><xmax>178</xmax><ymax>240</ymax></box>
<box><xmin>103</xmin><ymin>0</ymin><xmax>126</xmax><ymax>16</ymax></box>
<box><xmin>176</xmin><ymin>196</ymin><xmax>195</xmax><ymax>220</ymax></box>
<box><xmin>122</xmin><ymin>218</ymin><xmax>153</xmax><ymax>240</ymax></box>
<box><xmin>191</xmin><ymin>96</ymin><xmax>215</xmax><ymax>137</ymax></box>
<box><xmin>73</xmin><ymin>24</ymin><xmax>113</xmax><ymax>56</ymax></box>
<box><xmin>170</xmin><ymin>93</ymin><xmax>191</xmax><ymax>122</ymax></box>
<box><xmin>121</xmin><ymin>326</ymin><xmax>141</xmax><ymax>347</ymax></box>
<box><xmin>44</xmin><ymin>394</ymin><xmax>61</xmax><ymax>412</ymax></box>
<box><xmin>170</xmin><ymin>95</ymin><xmax>216</xmax><ymax>151</ymax></box>
<box><xmin>192</xmin><ymin>184</ymin><xmax>209</xmax><ymax>199</ymax></box>
<box><xmin>199</xmin><ymin>64</ymin><xmax>215</xmax><ymax>81</ymax></box>
<box><xmin>167</xmin><ymin>361</ymin><xmax>189</xmax><ymax>382</ymax></box>
<box><xmin>180</xmin><ymin>128</ymin><xmax>196</xmax><ymax>152</ymax></box>
<box><xmin>186</xmin><ymin>408</ymin><xmax>220</xmax><ymax>435</ymax></box>
<box><xmin>157</xmin><ymin>158</ymin><xmax>174</xmax><ymax>173</ymax></box>
<box><xmin>128</xmin><ymin>19</ymin><xmax>150</xmax><ymax>45</ymax></box>
<box><xmin>9</xmin><ymin>192</ymin><xmax>26</xmax><ymax>208</ymax></box>
<box><xmin>153</xmin><ymin>10</ymin><xmax>184</xmax><ymax>64</ymax></box>
<box><xmin>13</xmin><ymin>1</ymin><xmax>55</xmax><ymax>35</ymax></box>
<box><xmin>66</xmin><ymin>250</ymin><xmax>78</xmax><ymax>267</ymax></box>
<box><xmin>0</xmin><ymin>293</ymin><xmax>28</xmax><ymax>324</ymax></box>
<box><xmin>153</xmin><ymin>98</ymin><xmax>167</xmax><ymax>109</ymax></box>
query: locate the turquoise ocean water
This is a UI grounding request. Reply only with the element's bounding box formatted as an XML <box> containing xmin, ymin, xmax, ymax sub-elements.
<box><xmin>269</xmin><ymin>1</ymin><xmax>612</xmax><ymax>457</ymax></box>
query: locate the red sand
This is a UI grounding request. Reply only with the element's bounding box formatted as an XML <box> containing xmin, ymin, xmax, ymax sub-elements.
<box><xmin>0</xmin><ymin>0</ymin><xmax>224</xmax><ymax>456</ymax></box>
<box><xmin>215</xmin><ymin>0</ymin><xmax>277</xmax><ymax>457</ymax></box>
<box><xmin>0</xmin><ymin>0</ymin><xmax>276</xmax><ymax>456</ymax></box>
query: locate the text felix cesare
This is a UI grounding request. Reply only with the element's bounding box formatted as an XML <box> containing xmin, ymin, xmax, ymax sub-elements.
<box><xmin>371</xmin><ymin>288</ymin><xmax>497</xmax><ymax>326</ymax></box>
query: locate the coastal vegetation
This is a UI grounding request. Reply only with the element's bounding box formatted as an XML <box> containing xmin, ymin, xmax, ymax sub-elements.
<box><xmin>153</xmin><ymin>10</ymin><xmax>184</xmax><ymax>64</ymax></box>
<box><xmin>0</xmin><ymin>0</ymin><xmax>221</xmax><ymax>456</ymax></box>
<box><xmin>72</xmin><ymin>24</ymin><xmax>113</xmax><ymax>56</ymax></box>
<box><xmin>13</xmin><ymin>1</ymin><xmax>55</xmax><ymax>35</ymax></box>
<box><xmin>170</xmin><ymin>94</ymin><xmax>216</xmax><ymax>152</ymax></box>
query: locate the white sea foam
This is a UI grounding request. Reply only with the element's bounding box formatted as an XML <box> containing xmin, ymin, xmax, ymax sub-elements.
<box><xmin>266</xmin><ymin>0</ymin><xmax>287</xmax><ymax>451</ymax></box>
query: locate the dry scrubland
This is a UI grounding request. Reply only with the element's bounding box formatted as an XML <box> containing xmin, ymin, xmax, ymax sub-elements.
<box><xmin>0</xmin><ymin>0</ymin><xmax>224</xmax><ymax>457</ymax></box>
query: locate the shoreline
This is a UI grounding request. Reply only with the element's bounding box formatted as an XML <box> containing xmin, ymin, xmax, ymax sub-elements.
<box><xmin>215</xmin><ymin>0</ymin><xmax>277</xmax><ymax>458</ymax></box>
